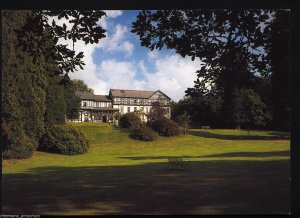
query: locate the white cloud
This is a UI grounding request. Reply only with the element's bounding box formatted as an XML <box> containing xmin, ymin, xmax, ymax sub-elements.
<box><xmin>48</xmin><ymin>14</ymin><xmax>201</xmax><ymax>102</ymax></box>
<box><xmin>142</xmin><ymin>54</ymin><xmax>202</xmax><ymax>101</ymax></box>
<box><xmin>71</xmin><ymin>44</ymin><xmax>201</xmax><ymax>101</ymax></box>
<box><xmin>97</xmin><ymin>10</ymin><xmax>123</xmax><ymax>29</ymax></box>
<box><xmin>147</xmin><ymin>50</ymin><xmax>159</xmax><ymax>60</ymax></box>
<box><xmin>72</xmin><ymin>53</ymin><xmax>201</xmax><ymax>101</ymax></box>
<box><xmin>98</xmin><ymin>24</ymin><xmax>134</xmax><ymax>56</ymax></box>
<box><xmin>97</xmin><ymin>60</ymin><xmax>146</xmax><ymax>90</ymax></box>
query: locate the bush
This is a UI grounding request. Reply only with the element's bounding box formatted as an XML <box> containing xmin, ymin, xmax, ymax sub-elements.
<box><xmin>137</xmin><ymin>124</ymin><xmax>159</xmax><ymax>141</ymax></box>
<box><xmin>120</xmin><ymin>112</ymin><xmax>141</xmax><ymax>129</ymax></box>
<box><xmin>39</xmin><ymin>125</ymin><xmax>89</xmax><ymax>155</ymax></box>
<box><xmin>148</xmin><ymin>117</ymin><xmax>181</xmax><ymax>136</ymax></box>
<box><xmin>2</xmin><ymin>121</ymin><xmax>37</xmax><ymax>159</ymax></box>
<box><xmin>2</xmin><ymin>134</ymin><xmax>36</xmax><ymax>159</ymax></box>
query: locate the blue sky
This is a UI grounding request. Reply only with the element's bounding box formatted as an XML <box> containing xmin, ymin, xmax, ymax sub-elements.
<box><xmin>66</xmin><ymin>10</ymin><xmax>202</xmax><ymax>102</ymax></box>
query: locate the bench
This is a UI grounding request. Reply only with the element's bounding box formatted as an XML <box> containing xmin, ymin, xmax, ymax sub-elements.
<box><xmin>168</xmin><ymin>156</ymin><xmax>191</xmax><ymax>170</ymax></box>
<box><xmin>201</xmin><ymin>126</ymin><xmax>210</xmax><ymax>129</ymax></box>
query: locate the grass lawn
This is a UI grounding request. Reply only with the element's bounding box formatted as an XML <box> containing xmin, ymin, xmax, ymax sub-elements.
<box><xmin>2</xmin><ymin>123</ymin><xmax>290</xmax><ymax>215</ymax></box>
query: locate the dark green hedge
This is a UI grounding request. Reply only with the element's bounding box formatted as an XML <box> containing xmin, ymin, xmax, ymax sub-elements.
<box><xmin>2</xmin><ymin>133</ymin><xmax>36</xmax><ymax>159</ymax></box>
<box><xmin>120</xmin><ymin>112</ymin><xmax>141</xmax><ymax>129</ymax></box>
<box><xmin>137</xmin><ymin>124</ymin><xmax>159</xmax><ymax>141</ymax></box>
<box><xmin>148</xmin><ymin>117</ymin><xmax>181</xmax><ymax>136</ymax></box>
<box><xmin>39</xmin><ymin>125</ymin><xmax>89</xmax><ymax>155</ymax></box>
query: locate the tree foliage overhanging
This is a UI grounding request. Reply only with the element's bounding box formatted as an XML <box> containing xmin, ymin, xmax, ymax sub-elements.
<box><xmin>2</xmin><ymin>10</ymin><xmax>106</xmax><ymax>159</ymax></box>
<box><xmin>132</xmin><ymin>10</ymin><xmax>290</xmax><ymax>130</ymax></box>
<box><xmin>16</xmin><ymin>10</ymin><xmax>106</xmax><ymax>76</ymax></box>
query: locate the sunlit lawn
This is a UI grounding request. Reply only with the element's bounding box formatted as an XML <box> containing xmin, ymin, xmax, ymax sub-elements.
<box><xmin>2</xmin><ymin>122</ymin><xmax>290</xmax><ymax>215</ymax></box>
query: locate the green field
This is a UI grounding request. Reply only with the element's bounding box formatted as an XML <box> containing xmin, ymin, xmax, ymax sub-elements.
<box><xmin>2</xmin><ymin>122</ymin><xmax>290</xmax><ymax>215</ymax></box>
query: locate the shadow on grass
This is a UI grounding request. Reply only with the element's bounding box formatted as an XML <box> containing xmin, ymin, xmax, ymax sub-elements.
<box><xmin>118</xmin><ymin>150</ymin><xmax>290</xmax><ymax>160</ymax></box>
<box><xmin>2</xmin><ymin>159</ymin><xmax>290</xmax><ymax>215</ymax></box>
<box><xmin>187</xmin><ymin>130</ymin><xmax>290</xmax><ymax>140</ymax></box>
<box><xmin>116</xmin><ymin>127</ymin><xmax>141</xmax><ymax>140</ymax></box>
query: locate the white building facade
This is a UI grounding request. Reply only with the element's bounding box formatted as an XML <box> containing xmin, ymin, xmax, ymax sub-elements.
<box><xmin>75</xmin><ymin>89</ymin><xmax>171</xmax><ymax>123</ymax></box>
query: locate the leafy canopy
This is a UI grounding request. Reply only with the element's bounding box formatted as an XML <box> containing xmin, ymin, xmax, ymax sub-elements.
<box><xmin>16</xmin><ymin>10</ymin><xmax>106</xmax><ymax>77</ymax></box>
<box><xmin>132</xmin><ymin>10</ymin><xmax>271</xmax><ymax>95</ymax></box>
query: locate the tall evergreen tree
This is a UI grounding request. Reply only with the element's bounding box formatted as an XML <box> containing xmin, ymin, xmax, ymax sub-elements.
<box><xmin>2</xmin><ymin>11</ymin><xmax>47</xmax><ymax>158</ymax></box>
<box><xmin>64</xmin><ymin>80</ymin><xmax>81</xmax><ymax>121</ymax></box>
<box><xmin>2</xmin><ymin>10</ymin><xmax>107</xmax><ymax>159</ymax></box>
<box><xmin>44</xmin><ymin>72</ymin><xmax>67</xmax><ymax>126</ymax></box>
<box><xmin>264</xmin><ymin>10</ymin><xmax>290</xmax><ymax>131</ymax></box>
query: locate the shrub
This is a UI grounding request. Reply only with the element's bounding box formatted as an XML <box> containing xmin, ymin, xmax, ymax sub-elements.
<box><xmin>137</xmin><ymin>124</ymin><xmax>159</xmax><ymax>141</ymax></box>
<box><xmin>175</xmin><ymin>111</ymin><xmax>191</xmax><ymax>135</ymax></box>
<box><xmin>39</xmin><ymin>125</ymin><xmax>89</xmax><ymax>155</ymax></box>
<box><xmin>2</xmin><ymin>121</ymin><xmax>37</xmax><ymax>159</ymax></box>
<box><xmin>148</xmin><ymin>117</ymin><xmax>181</xmax><ymax>136</ymax></box>
<box><xmin>2</xmin><ymin>134</ymin><xmax>36</xmax><ymax>159</ymax></box>
<box><xmin>120</xmin><ymin>112</ymin><xmax>141</xmax><ymax>129</ymax></box>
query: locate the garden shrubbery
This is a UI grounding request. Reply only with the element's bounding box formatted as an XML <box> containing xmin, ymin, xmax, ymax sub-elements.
<box><xmin>39</xmin><ymin>125</ymin><xmax>89</xmax><ymax>155</ymax></box>
<box><xmin>120</xmin><ymin>112</ymin><xmax>141</xmax><ymax>129</ymax></box>
<box><xmin>2</xmin><ymin>133</ymin><xmax>36</xmax><ymax>159</ymax></box>
<box><xmin>148</xmin><ymin>117</ymin><xmax>181</xmax><ymax>136</ymax></box>
<box><xmin>2</xmin><ymin>121</ymin><xmax>37</xmax><ymax>159</ymax></box>
<box><xmin>137</xmin><ymin>124</ymin><xmax>159</xmax><ymax>141</ymax></box>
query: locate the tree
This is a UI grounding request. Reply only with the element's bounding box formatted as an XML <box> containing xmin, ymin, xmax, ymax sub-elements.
<box><xmin>44</xmin><ymin>72</ymin><xmax>67</xmax><ymax>126</ymax></box>
<box><xmin>172</xmin><ymin>94</ymin><xmax>222</xmax><ymax>128</ymax></box>
<box><xmin>64</xmin><ymin>92</ymin><xmax>81</xmax><ymax>121</ymax></box>
<box><xmin>64</xmin><ymin>79</ymin><xmax>82</xmax><ymax>121</ymax></box>
<box><xmin>2</xmin><ymin>11</ymin><xmax>47</xmax><ymax>158</ymax></box>
<box><xmin>147</xmin><ymin>102</ymin><xmax>180</xmax><ymax>136</ymax></box>
<box><xmin>132</xmin><ymin>10</ymin><xmax>270</xmax><ymax>127</ymax></box>
<box><xmin>71</xmin><ymin>79</ymin><xmax>94</xmax><ymax>93</ymax></box>
<box><xmin>132</xmin><ymin>10</ymin><xmax>290</xmax><ymax>131</ymax></box>
<box><xmin>16</xmin><ymin>10</ymin><xmax>106</xmax><ymax>77</ymax></box>
<box><xmin>2</xmin><ymin>10</ymin><xmax>107</xmax><ymax>159</ymax></box>
<box><xmin>230</xmin><ymin>88</ymin><xmax>271</xmax><ymax>135</ymax></box>
<box><xmin>263</xmin><ymin>10</ymin><xmax>290</xmax><ymax>131</ymax></box>
<box><xmin>147</xmin><ymin>102</ymin><xmax>168</xmax><ymax>123</ymax></box>
<box><xmin>175</xmin><ymin>111</ymin><xmax>191</xmax><ymax>135</ymax></box>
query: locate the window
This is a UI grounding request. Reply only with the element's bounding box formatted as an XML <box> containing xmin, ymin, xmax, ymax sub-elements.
<box><xmin>167</xmin><ymin>108</ymin><xmax>170</xmax><ymax>115</ymax></box>
<box><xmin>134</xmin><ymin>107</ymin><xmax>137</xmax><ymax>112</ymax></box>
<box><xmin>134</xmin><ymin>99</ymin><xmax>137</xmax><ymax>104</ymax></box>
<box><xmin>83</xmin><ymin>102</ymin><xmax>87</xmax><ymax>107</ymax></box>
<box><xmin>127</xmin><ymin>107</ymin><xmax>130</xmax><ymax>112</ymax></box>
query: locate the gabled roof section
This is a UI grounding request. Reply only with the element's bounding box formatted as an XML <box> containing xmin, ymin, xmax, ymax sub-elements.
<box><xmin>75</xmin><ymin>91</ymin><xmax>111</xmax><ymax>102</ymax></box>
<box><xmin>110</xmin><ymin>89</ymin><xmax>156</xmax><ymax>98</ymax></box>
<box><xmin>150</xmin><ymin>90</ymin><xmax>172</xmax><ymax>100</ymax></box>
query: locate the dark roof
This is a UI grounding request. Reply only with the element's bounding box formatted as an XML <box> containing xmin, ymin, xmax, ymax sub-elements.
<box><xmin>153</xmin><ymin>90</ymin><xmax>172</xmax><ymax>100</ymax></box>
<box><xmin>110</xmin><ymin>89</ymin><xmax>156</xmax><ymax>98</ymax></box>
<box><xmin>110</xmin><ymin>89</ymin><xmax>172</xmax><ymax>100</ymax></box>
<box><xmin>80</xmin><ymin>107</ymin><xmax>119</xmax><ymax>111</ymax></box>
<box><xmin>75</xmin><ymin>91</ymin><xmax>111</xmax><ymax>102</ymax></box>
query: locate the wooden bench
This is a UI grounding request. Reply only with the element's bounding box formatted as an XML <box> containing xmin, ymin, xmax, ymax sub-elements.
<box><xmin>168</xmin><ymin>156</ymin><xmax>191</xmax><ymax>170</ymax></box>
<box><xmin>201</xmin><ymin>126</ymin><xmax>210</xmax><ymax>129</ymax></box>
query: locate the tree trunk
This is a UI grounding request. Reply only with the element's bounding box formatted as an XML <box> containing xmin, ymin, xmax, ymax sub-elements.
<box><xmin>248</xmin><ymin>124</ymin><xmax>251</xmax><ymax>136</ymax></box>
